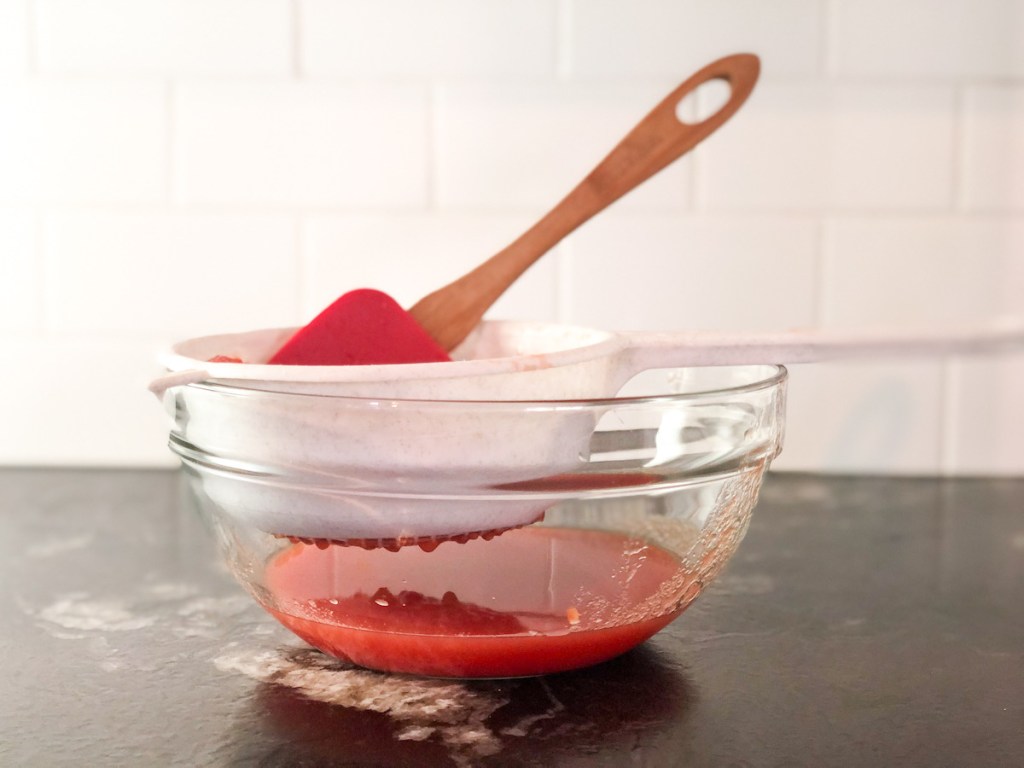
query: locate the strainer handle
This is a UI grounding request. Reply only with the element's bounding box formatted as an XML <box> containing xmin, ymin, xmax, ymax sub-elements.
<box><xmin>618</xmin><ymin>318</ymin><xmax>1024</xmax><ymax>373</ymax></box>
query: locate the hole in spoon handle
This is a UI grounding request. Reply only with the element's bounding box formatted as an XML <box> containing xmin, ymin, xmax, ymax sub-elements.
<box><xmin>580</xmin><ymin>53</ymin><xmax>760</xmax><ymax>207</ymax></box>
<box><xmin>672</xmin><ymin>53</ymin><xmax>761</xmax><ymax>130</ymax></box>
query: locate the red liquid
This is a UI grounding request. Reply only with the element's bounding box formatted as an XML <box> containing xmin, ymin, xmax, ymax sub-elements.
<box><xmin>263</xmin><ymin>526</ymin><xmax>691</xmax><ymax>678</ymax></box>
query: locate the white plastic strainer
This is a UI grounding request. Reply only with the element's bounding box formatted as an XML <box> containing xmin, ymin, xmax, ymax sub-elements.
<box><xmin>152</xmin><ymin>319</ymin><xmax>1023</xmax><ymax>544</ymax></box>
<box><xmin>152</xmin><ymin>317</ymin><xmax>1024</xmax><ymax>401</ymax></box>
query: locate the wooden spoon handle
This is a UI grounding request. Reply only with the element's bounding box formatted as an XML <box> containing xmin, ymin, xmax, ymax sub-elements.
<box><xmin>410</xmin><ymin>53</ymin><xmax>761</xmax><ymax>351</ymax></box>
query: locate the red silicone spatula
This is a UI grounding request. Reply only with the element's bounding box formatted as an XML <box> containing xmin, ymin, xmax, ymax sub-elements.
<box><xmin>269</xmin><ymin>289</ymin><xmax>450</xmax><ymax>365</ymax></box>
<box><xmin>266</xmin><ymin>54</ymin><xmax>760</xmax><ymax>367</ymax></box>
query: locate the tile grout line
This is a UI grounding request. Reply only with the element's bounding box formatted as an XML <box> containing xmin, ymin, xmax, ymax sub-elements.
<box><xmin>942</xmin><ymin>82</ymin><xmax>974</xmax><ymax>475</ymax></box>
<box><xmin>820</xmin><ymin>0</ymin><xmax>838</xmax><ymax>77</ymax></box>
<box><xmin>290</xmin><ymin>0</ymin><xmax>302</xmax><ymax>79</ymax></box>
<box><xmin>294</xmin><ymin>213</ymin><xmax>306</xmax><ymax>320</ymax></box>
<box><xmin>813</xmin><ymin>216</ymin><xmax>828</xmax><ymax>327</ymax></box>
<box><xmin>164</xmin><ymin>80</ymin><xmax>175</xmax><ymax>206</ymax></box>
<box><xmin>685</xmin><ymin>86</ymin><xmax>701</xmax><ymax>212</ymax></box>
<box><xmin>938</xmin><ymin>359</ymin><xmax>960</xmax><ymax>476</ymax></box>
<box><xmin>555</xmin><ymin>0</ymin><xmax>572</xmax><ymax>82</ymax></box>
<box><xmin>950</xmin><ymin>83</ymin><xmax>966</xmax><ymax>212</ymax></box>
<box><xmin>555</xmin><ymin>242</ymin><xmax>573</xmax><ymax>324</ymax></box>
<box><xmin>10</xmin><ymin>199</ymin><xmax>1018</xmax><ymax>220</ymax></box>
<box><xmin>689</xmin><ymin>89</ymin><xmax>703</xmax><ymax>213</ymax></box>
<box><xmin>27</xmin><ymin>0</ymin><xmax>63</xmax><ymax>348</ymax></box>
<box><xmin>24</xmin><ymin>0</ymin><xmax>38</xmax><ymax>74</ymax></box>
<box><xmin>425</xmin><ymin>82</ymin><xmax>438</xmax><ymax>212</ymax></box>
<box><xmin>33</xmin><ymin>208</ymin><xmax>47</xmax><ymax>340</ymax></box>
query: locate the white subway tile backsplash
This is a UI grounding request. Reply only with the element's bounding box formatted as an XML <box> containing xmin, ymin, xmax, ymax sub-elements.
<box><xmin>566</xmin><ymin>0</ymin><xmax>821</xmax><ymax>78</ymax></box>
<box><xmin>819</xmin><ymin>217</ymin><xmax>1024</xmax><ymax>476</ymax></box>
<box><xmin>561</xmin><ymin>214</ymin><xmax>818</xmax><ymax>331</ymax></box>
<box><xmin>0</xmin><ymin>209</ymin><xmax>37</xmax><ymax>331</ymax></box>
<box><xmin>963</xmin><ymin>87</ymin><xmax>1024</xmax><ymax>211</ymax></box>
<box><xmin>773</xmin><ymin>361</ymin><xmax>945</xmax><ymax>475</ymax></box>
<box><xmin>833</xmin><ymin>0</ymin><xmax>1024</xmax><ymax>78</ymax></box>
<box><xmin>0</xmin><ymin>336</ymin><xmax>176</xmax><ymax>466</ymax></box>
<box><xmin>0</xmin><ymin>81</ymin><xmax>165</xmax><ymax>203</ymax></box>
<box><xmin>43</xmin><ymin>212</ymin><xmax>300</xmax><ymax>336</ymax></box>
<box><xmin>699</xmin><ymin>83</ymin><xmax>955</xmax><ymax>211</ymax></box>
<box><xmin>300</xmin><ymin>0</ymin><xmax>556</xmax><ymax>77</ymax></box>
<box><xmin>301</xmin><ymin>213</ymin><xmax>558</xmax><ymax>323</ymax></box>
<box><xmin>0</xmin><ymin>2</ymin><xmax>1020</xmax><ymax>474</ymax></box>
<box><xmin>174</xmin><ymin>82</ymin><xmax>428</xmax><ymax>207</ymax></box>
<box><xmin>948</xmin><ymin>354</ymin><xmax>1024</xmax><ymax>476</ymax></box>
<box><xmin>435</xmin><ymin>82</ymin><xmax>691</xmax><ymax>212</ymax></box>
<box><xmin>0</xmin><ymin>0</ymin><xmax>30</xmax><ymax>74</ymax></box>
<box><xmin>822</xmin><ymin>217</ymin><xmax>1024</xmax><ymax>328</ymax></box>
<box><xmin>35</xmin><ymin>0</ymin><xmax>291</xmax><ymax>76</ymax></box>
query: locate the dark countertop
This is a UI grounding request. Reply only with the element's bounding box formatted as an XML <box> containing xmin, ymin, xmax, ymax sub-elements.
<box><xmin>1</xmin><ymin>468</ymin><xmax>1021</xmax><ymax>767</ymax></box>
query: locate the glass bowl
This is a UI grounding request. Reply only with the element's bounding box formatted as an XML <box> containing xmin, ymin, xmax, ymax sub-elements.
<box><xmin>164</xmin><ymin>364</ymin><xmax>787</xmax><ymax>678</ymax></box>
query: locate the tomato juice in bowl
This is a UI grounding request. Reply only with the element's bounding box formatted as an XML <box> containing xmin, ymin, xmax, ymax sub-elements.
<box><xmin>166</xmin><ymin>364</ymin><xmax>786</xmax><ymax>678</ymax></box>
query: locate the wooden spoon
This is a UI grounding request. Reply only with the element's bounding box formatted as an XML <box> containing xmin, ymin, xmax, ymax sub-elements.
<box><xmin>409</xmin><ymin>52</ymin><xmax>761</xmax><ymax>352</ymax></box>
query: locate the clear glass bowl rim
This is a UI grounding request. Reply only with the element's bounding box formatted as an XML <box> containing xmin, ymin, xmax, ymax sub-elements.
<box><xmin>182</xmin><ymin>363</ymin><xmax>788</xmax><ymax>410</ymax></box>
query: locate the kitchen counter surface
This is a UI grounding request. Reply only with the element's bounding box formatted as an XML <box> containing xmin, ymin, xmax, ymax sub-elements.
<box><xmin>1</xmin><ymin>468</ymin><xmax>1021</xmax><ymax>767</ymax></box>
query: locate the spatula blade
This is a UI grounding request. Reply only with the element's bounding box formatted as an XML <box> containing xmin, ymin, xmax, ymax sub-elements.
<box><xmin>269</xmin><ymin>288</ymin><xmax>451</xmax><ymax>366</ymax></box>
